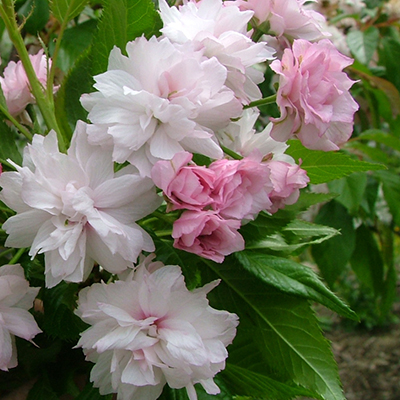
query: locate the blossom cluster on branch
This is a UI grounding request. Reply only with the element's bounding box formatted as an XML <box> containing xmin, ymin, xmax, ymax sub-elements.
<box><xmin>0</xmin><ymin>0</ymin><xmax>360</xmax><ymax>399</ymax></box>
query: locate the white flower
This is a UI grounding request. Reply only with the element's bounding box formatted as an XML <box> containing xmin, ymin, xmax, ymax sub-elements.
<box><xmin>81</xmin><ymin>36</ymin><xmax>243</xmax><ymax>177</ymax></box>
<box><xmin>0</xmin><ymin>121</ymin><xmax>162</xmax><ymax>288</ymax></box>
<box><xmin>159</xmin><ymin>0</ymin><xmax>275</xmax><ymax>103</ymax></box>
<box><xmin>216</xmin><ymin>109</ymin><xmax>294</xmax><ymax>162</ymax></box>
<box><xmin>76</xmin><ymin>255</ymin><xmax>238</xmax><ymax>400</ymax></box>
<box><xmin>0</xmin><ymin>264</ymin><xmax>41</xmax><ymax>371</ymax></box>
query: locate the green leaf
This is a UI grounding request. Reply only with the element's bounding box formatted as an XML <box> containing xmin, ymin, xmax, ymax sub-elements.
<box><xmin>50</xmin><ymin>19</ymin><xmax>98</xmax><ymax>73</ymax></box>
<box><xmin>18</xmin><ymin>0</ymin><xmax>50</xmax><ymax>35</ymax></box>
<box><xmin>55</xmin><ymin>49</ymin><xmax>94</xmax><ymax>139</ymax></box>
<box><xmin>346</xmin><ymin>27</ymin><xmax>379</xmax><ymax>65</ymax></box>
<box><xmin>222</xmin><ymin>364</ymin><xmax>319</xmax><ymax>400</ymax></box>
<box><xmin>50</xmin><ymin>0</ymin><xmax>90</xmax><ymax>23</ymax></box>
<box><xmin>235</xmin><ymin>252</ymin><xmax>357</xmax><ymax>320</ymax></box>
<box><xmin>27</xmin><ymin>372</ymin><xmax>58</xmax><ymax>400</ymax></box>
<box><xmin>379</xmin><ymin>36</ymin><xmax>400</xmax><ymax>92</ymax></box>
<box><xmin>74</xmin><ymin>382</ymin><xmax>113</xmax><ymax>400</ymax></box>
<box><xmin>355</xmin><ymin>129</ymin><xmax>400</xmax><ymax>153</ymax></box>
<box><xmin>350</xmin><ymin>224</ymin><xmax>384</xmax><ymax>297</ymax></box>
<box><xmin>328</xmin><ymin>172</ymin><xmax>368</xmax><ymax>215</ymax></box>
<box><xmin>0</xmin><ymin>119</ymin><xmax>23</xmax><ymax>165</ymax></box>
<box><xmin>311</xmin><ymin>200</ymin><xmax>356</xmax><ymax>287</ymax></box>
<box><xmin>245</xmin><ymin>219</ymin><xmax>339</xmax><ymax>254</ymax></box>
<box><xmin>203</xmin><ymin>260</ymin><xmax>344</xmax><ymax>400</ymax></box>
<box><xmin>279</xmin><ymin>191</ymin><xmax>338</xmax><ymax>216</ymax></box>
<box><xmin>286</xmin><ymin>140</ymin><xmax>385</xmax><ymax>184</ymax></box>
<box><xmin>42</xmin><ymin>282</ymin><xmax>89</xmax><ymax>341</ymax></box>
<box><xmin>374</xmin><ymin>170</ymin><xmax>400</xmax><ymax>227</ymax></box>
<box><xmin>91</xmin><ymin>0</ymin><xmax>162</xmax><ymax>75</ymax></box>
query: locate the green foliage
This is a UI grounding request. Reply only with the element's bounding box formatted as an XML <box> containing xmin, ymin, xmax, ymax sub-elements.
<box><xmin>203</xmin><ymin>259</ymin><xmax>345</xmax><ymax>400</ymax></box>
<box><xmin>41</xmin><ymin>282</ymin><xmax>89</xmax><ymax>341</ymax></box>
<box><xmin>285</xmin><ymin>140</ymin><xmax>384</xmax><ymax>184</ymax></box>
<box><xmin>50</xmin><ymin>0</ymin><xmax>90</xmax><ymax>23</ymax></box>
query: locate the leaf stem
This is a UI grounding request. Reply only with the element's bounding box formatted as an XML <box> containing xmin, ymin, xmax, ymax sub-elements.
<box><xmin>0</xmin><ymin>103</ymin><xmax>33</xmax><ymax>140</ymax></box>
<box><xmin>221</xmin><ymin>145</ymin><xmax>243</xmax><ymax>160</ymax></box>
<box><xmin>244</xmin><ymin>94</ymin><xmax>277</xmax><ymax>110</ymax></box>
<box><xmin>9</xmin><ymin>248</ymin><xmax>26</xmax><ymax>264</ymax></box>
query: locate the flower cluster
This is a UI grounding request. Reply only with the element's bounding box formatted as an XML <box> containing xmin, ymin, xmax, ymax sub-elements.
<box><xmin>76</xmin><ymin>255</ymin><xmax>238</xmax><ymax>400</ymax></box>
<box><xmin>152</xmin><ymin>150</ymin><xmax>308</xmax><ymax>262</ymax></box>
<box><xmin>0</xmin><ymin>0</ymin><xmax>360</xmax><ymax>398</ymax></box>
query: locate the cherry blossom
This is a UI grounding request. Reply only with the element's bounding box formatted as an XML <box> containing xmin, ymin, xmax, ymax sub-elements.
<box><xmin>81</xmin><ymin>36</ymin><xmax>242</xmax><ymax>177</ymax></box>
<box><xmin>0</xmin><ymin>122</ymin><xmax>161</xmax><ymax>287</ymax></box>
<box><xmin>0</xmin><ymin>50</ymin><xmax>53</xmax><ymax>116</ymax></box>
<box><xmin>76</xmin><ymin>255</ymin><xmax>238</xmax><ymax>400</ymax></box>
<box><xmin>0</xmin><ymin>264</ymin><xmax>41</xmax><ymax>371</ymax></box>
<box><xmin>270</xmin><ymin>39</ymin><xmax>359</xmax><ymax>151</ymax></box>
<box><xmin>233</xmin><ymin>0</ymin><xmax>328</xmax><ymax>41</ymax></box>
<box><xmin>159</xmin><ymin>0</ymin><xmax>275</xmax><ymax>102</ymax></box>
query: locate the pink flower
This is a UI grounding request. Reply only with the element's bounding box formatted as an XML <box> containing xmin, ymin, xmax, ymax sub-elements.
<box><xmin>0</xmin><ymin>264</ymin><xmax>42</xmax><ymax>371</ymax></box>
<box><xmin>151</xmin><ymin>152</ymin><xmax>215</xmax><ymax>212</ymax></box>
<box><xmin>233</xmin><ymin>0</ymin><xmax>327</xmax><ymax>41</ymax></box>
<box><xmin>270</xmin><ymin>39</ymin><xmax>359</xmax><ymax>151</ymax></box>
<box><xmin>210</xmin><ymin>154</ymin><xmax>273</xmax><ymax>220</ymax></box>
<box><xmin>0</xmin><ymin>122</ymin><xmax>162</xmax><ymax>288</ymax></box>
<box><xmin>0</xmin><ymin>50</ymin><xmax>52</xmax><ymax>116</ymax></box>
<box><xmin>76</xmin><ymin>255</ymin><xmax>238</xmax><ymax>400</ymax></box>
<box><xmin>81</xmin><ymin>36</ymin><xmax>242</xmax><ymax>177</ymax></box>
<box><xmin>159</xmin><ymin>0</ymin><xmax>275</xmax><ymax>103</ymax></box>
<box><xmin>266</xmin><ymin>160</ymin><xmax>309</xmax><ymax>213</ymax></box>
<box><xmin>172</xmin><ymin>211</ymin><xmax>244</xmax><ymax>263</ymax></box>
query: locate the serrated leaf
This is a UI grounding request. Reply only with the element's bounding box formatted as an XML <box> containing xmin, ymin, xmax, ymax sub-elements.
<box><xmin>51</xmin><ymin>19</ymin><xmax>98</xmax><ymax>73</ymax></box>
<box><xmin>347</xmin><ymin>27</ymin><xmax>379</xmax><ymax>65</ymax></box>
<box><xmin>18</xmin><ymin>0</ymin><xmax>50</xmax><ymax>35</ymax></box>
<box><xmin>350</xmin><ymin>224</ymin><xmax>384</xmax><ymax>297</ymax></box>
<box><xmin>0</xmin><ymin>119</ymin><xmax>23</xmax><ymax>165</ymax></box>
<box><xmin>51</xmin><ymin>0</ymin><xmax>90</xmax><ymax>23</ymax></box>
<box><xmin>223</xmin><ymin>364</ymin><xmax>319</xmax><ymax>400</ymax></box>
<box><xmin>311</xmin><ymin>200</ymin><xmax>356</xmax><ymax>287</ymax></box>
<box><xmin>42</xmin><ymin>282</ymin><xmax>89</xmax><ymax>341</ymax></box>
<box><xmin>246</xmin><ymin>219</ymin><xmax>339</xmax><ymax>253</ymax></box>
<box><xmin>328</xmin><ymin>172</ymin><xmax>368</xmax><ymax>215</ymax></box>
<box><xmin>286</xmin><ymin>140</ymin><xmax>385</xmax><ymax>184</ymax></box>
<box><xmin>91</xmin><ymin>0</ymin><xmax>162</xmax><ymax>75</ymax></box>
<box><xmin>235</xmin><ymin>252</ymin><xmax>357</xmax><ymax>320</ymax></box>
<box><xmin>203</xmin><ymin>260</ymin><xmax>345</xmax><ymax>400</ymax></box>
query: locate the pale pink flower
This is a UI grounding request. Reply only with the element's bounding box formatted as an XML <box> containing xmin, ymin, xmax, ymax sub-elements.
<box><xmin>233</xmin><ymin>0</ymin><xmax>328</xmax><ymax>41</ymax></box>
<box><xmin>159</xmin><ymin>0</ymin><xmax>275</xmax><ymax>103</ymax></box>
<box><xmin>210</xmin><ymin>154</ymin><xmax>273</xmax><ymax>220</ymax></box>
<box><xmin>172</xmin><ymin>210</ymin><xmax>244</xmax><ymax>262</ymax></box>
<box><xmin>81</xmin><ymin>36</ymin><xmax>242</xmax><ymax>177</ymax></box>
<box><xmin>270</xmin><ymin>39</ymin><xmax>359</xmax><ymax>151</ymax></box>
<box><xmin>0</xmin><ymin>50</ymin><xmax>53</xmax><ymax>116</ymax></box>
<box><xmin>217</xmin><ymin>109</ymin><xmax>294</xmax><ymax>162</ymax></box>
<box><xmin>76</xmin><ymin>255</ymin><xmax>238</xmax><ymax>400</ymax></box>
<box><xmin>151</xmin><ymin>152</ymin><xmax>215</xmax><ymax>212</ymax></box>
<box><xmin>266</xmin><ymin>160</ymin><xmax>309</xmax><ymax>213</ymax></box>
<box><xmin>0</xmin><ymin>121</ymin><xmax>161</xmax><ymax>288</ymax></box>
<box><xmin>0</xmin><ymin>264</ymin><xmax>41</xmax><ymax>371</ymax></box>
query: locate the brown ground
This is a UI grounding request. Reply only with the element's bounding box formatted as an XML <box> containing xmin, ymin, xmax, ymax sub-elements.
<box><xmin>324</xmin><ymin>308</ymin><xmax>400</xmax><ymax>400</ymax></box>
